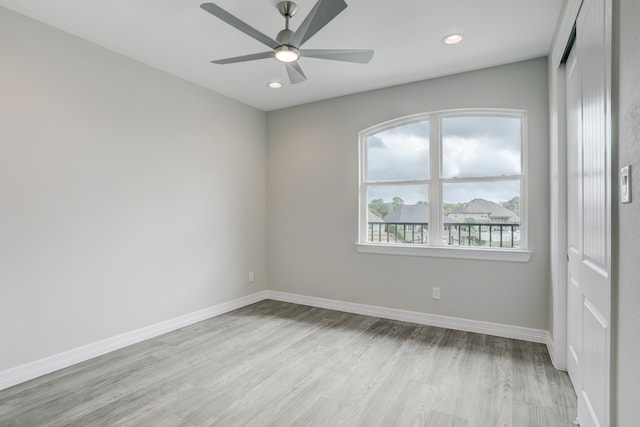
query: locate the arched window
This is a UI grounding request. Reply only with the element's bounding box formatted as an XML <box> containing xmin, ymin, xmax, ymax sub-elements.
<box><xmin>358</xmin><ymin>109</ymin><xmax>529</xmax><ymax>261</ymax></box>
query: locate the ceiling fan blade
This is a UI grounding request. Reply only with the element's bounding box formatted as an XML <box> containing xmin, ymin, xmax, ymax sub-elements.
<box><xmin>211</xmin><ymin>51</ymin><xmax>274</xmax><ymax>64</ymax></box>
<box><xmin>301</xmin><ymin>49</ymin><xmax>374</xmax><ymax>64</ymax></box>
<box><xmin>285</xmin><ymin>62</ymin><xmax>307</xmax><ymax>84</ymax></box>
<box><xmin>200</xmin><ymin>3</ymin><xmax>280</xmax><ymax>49</ymax></box>
<box><xmin>289</xmin><ymin>0</ymin><xmax>347</xmax><ymax>48</ymax></box>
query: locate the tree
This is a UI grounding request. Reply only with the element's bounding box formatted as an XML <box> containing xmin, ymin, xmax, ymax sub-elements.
<box><xmin>443</xmin><ymin>202</ymin><xmax>460</xmax><ymax>216</ymax></box>
<box><xmin>502</xmin><ymin>196</ymin><xmax>520</xmax><ymax>214</ymax></box>
<box><xmin>391</xmin><ymin>197</ymin><xmax>405</xmax><ymax>210</ymax></box>
<box><xmin>369</xmin><ymin>196</ymin><xmax>406</xmax><ymax>219</ymax></box>
<box><xmin>368</xmin><ymin>198</ymin><xmax>391</xmax><ymax>218</ymax></box>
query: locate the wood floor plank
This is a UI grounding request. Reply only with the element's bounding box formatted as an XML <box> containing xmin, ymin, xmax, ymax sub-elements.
<box><xmin>426</xmin><ymin>410</ymin><xmax>469</xmax><ymax>427</ymax></box>
<box><xmin>0</xmin><ymin>300</ymin><xmax>577</xmax><ymax>426</ymax></box>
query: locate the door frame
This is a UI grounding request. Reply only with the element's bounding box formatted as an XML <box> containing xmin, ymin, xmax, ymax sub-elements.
<box><xmin>549</xmin><ymin>0</ymin><xmax>613</xmax><ymax>369</ymax></box>
<box><xmin>549</xmin><ymin>1</ymin><xmax>613</xmax><ymax>424</ymax></box>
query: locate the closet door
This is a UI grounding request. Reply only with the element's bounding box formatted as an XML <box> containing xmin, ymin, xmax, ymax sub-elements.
<box><xmin>566</xmin><ymin>0</ymin><xmax>612</xmax><ymax>425</ymax></box>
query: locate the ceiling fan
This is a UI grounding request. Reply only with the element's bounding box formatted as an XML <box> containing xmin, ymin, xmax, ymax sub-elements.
<box><xmin>200</xmin><ymin>0</ymin><xmax>374</xmax><ymax>85</ymax></box>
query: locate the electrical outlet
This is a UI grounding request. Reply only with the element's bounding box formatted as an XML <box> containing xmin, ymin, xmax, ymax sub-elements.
<box><xmin>249</xmin><ymin>272</ymin><xmax>254</xmax><ymax>283</ymax></box>
<box><xmin>432</xmin><ymin>287</ymin><xmax>441</xmax><ymax>300</ymax></box>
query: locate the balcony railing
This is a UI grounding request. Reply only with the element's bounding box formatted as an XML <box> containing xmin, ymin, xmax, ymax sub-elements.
<box><xmin>368</xmin><ymin>222</ymin><xmax>521</xmax><ymax>248</ymax></box>
<box><xmin>368</xmin><ymin>223</ymin><xmax>429</xmax><ymax>244</ymax></box>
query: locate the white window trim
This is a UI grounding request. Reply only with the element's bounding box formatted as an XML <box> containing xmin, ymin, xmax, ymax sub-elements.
<box><xmin>355</xmin><ymin>243</ymin><xmax>532</xmax><ymax>262</ymax></box>
<box><xmin>357</xmin><ymin>108</ymin><xmax>530</xmax><ymax>262</ymax></box>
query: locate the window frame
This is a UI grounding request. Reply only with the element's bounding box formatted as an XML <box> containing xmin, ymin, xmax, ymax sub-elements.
<box><xmin>357</xmin><ymin>108</ymin><xmax>532</xmax><ymax>263</ymax></box>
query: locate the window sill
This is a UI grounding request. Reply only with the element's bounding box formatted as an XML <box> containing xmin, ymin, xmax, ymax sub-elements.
<box><xmin>355</xmin><ymin>243</ymin><xmax>532</xmax><ymax>263</ymax></box>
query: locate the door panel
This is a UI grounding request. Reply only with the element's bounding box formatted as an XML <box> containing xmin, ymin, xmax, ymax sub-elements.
<box><xmin>567</xmin><ymin>273</ymin><xmax>581</xmax><ymax>383</ymax></box>
<box><xmin>581</xmin><ymin>297</ymin><xmax>608</xmax><ymax>424</ymax></box>
<box><xmin>580</xmin><ymin>0</ymin><xmax>608</xmax><ymax>271</ymax></box>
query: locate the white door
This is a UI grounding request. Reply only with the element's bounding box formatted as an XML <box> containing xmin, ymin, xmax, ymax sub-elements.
<box><xmin>565</xmin><ymin>0</ymin><xmax>611</xmax><ymax>425</ymax></box>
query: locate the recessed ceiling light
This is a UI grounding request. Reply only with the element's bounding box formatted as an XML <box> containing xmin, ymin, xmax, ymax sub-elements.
<box><xmin>268</xmin><ymin>81</ymin><xmax>283</xmax><ymax>89</ymax></box>
<box><xmin>442</xmin><ymin>33</ymin><xmax>464</xmax><ymax>45</ymax></box>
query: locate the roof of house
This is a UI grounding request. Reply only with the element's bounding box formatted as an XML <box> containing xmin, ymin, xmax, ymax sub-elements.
<box><xmin>370</xmin><ymin>200</ymin><xmax>519</xmax><ymax>225</ymax></box>
<box><xmin>368</xmin><ymin>210</ymin><xmax>386</xmax><ymax>223</ymax></box>
<box><xmin>382</xmin><ymin>204</ymin><xmax>429</xmax><ymax>224</ymax></box>
<box><xmin>450</xmin><ymin>198</ymin><xmax>520</xmax><ymax>223</ymax></box>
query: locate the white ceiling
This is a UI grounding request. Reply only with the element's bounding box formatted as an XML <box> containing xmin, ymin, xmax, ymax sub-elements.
<box><xmin>0</xmin><ymin>0</ymin><xmax>565</xmax><ymax>111</ymax></box>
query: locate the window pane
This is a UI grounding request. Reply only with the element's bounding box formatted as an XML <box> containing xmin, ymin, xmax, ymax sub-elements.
<box><xmin>366</xmin><ymin>121</ymin><xmax>429</xmax><ymax>181</ymax></box>
<box><xmin>367</xmin><ymin>184</ymin><xmax>429</xmax><ymax>244</ymax></box>
<box><xmin>442</xmin><ymin>116</ymin><xmax>521</xmax><ymax>178</ymax></box>
<box><xmin>442</xmin><ymin>181</ymin><xmax>520</xmax><ymax>248</ymax></box>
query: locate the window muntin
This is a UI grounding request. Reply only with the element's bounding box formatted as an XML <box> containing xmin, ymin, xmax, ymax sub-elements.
<box><xmin>359</xmin><ymin>109</ymin><xmax>526</xmax><ymax>251</ymax></box>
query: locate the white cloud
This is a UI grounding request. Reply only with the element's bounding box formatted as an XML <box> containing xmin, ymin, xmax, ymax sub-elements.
<box><xmin>442</xmin><ymin>116</ymin><xmax>521</xmax><ymax>178</ymax></box>
<box><xmin>366</xmin><ymin>121</ymin><xmax>429</xmax><ymax>181</ymax></box>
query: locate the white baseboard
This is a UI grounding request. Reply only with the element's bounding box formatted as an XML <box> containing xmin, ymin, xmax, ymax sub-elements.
<box><xmin>546</xmin><ymin>331</ymin><xmax>565</xmax><ymax>370</ymax></box>
<box><xmin>266</xmin><ymin>290</ymin><xmax>548</xmax><ymax>344</ymax></box>
<box><xmin>1</xmin><ymin>289</ymin><xmax>553</xmax><ymax>391</ymax></box>
<box><xmin>0</xmin><ymin>291</ymin><xmax>267</xmax><ymax>391</ymax></box>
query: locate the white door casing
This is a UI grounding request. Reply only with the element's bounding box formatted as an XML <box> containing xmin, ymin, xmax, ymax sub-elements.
<box><xmin>565</xmin><ymin>43</ymin><xmax>581</xmax><ymax>393</ymax></box>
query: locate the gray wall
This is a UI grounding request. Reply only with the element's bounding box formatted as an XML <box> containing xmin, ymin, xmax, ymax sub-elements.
<box><xmin>0</xmin><ymin>7</ymin><xmax>267</xmax><ymax>371</ymax></box>
<box><xmin>267</xmin><ymin>58</ymin><xmax>550</xmax><ymax>330</ymax></box>
<box><xmin>614</xmin><ymin>0</ymin><xmax>640</xmax><ymax>423</ymax></box>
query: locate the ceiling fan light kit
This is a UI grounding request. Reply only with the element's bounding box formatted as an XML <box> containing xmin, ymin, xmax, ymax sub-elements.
<box><xmin>200</xmin><ymin>0</ymin><xmax>374</xmax><ymax>85</ymax></box>
<box><xmin>274</xmin><ymin>45</ymin><xmax>300</xmax><ymax>63</ymax></box>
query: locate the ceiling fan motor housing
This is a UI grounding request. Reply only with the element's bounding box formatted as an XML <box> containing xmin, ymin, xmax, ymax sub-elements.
<box><xmin>277</xmin><ymin>1</ymin><xmax>298</xmax><ymax>18</ymax></box>
<box><xmin>276</xmin><ymin>28</ymin><xmax>294</xmax><ymax>45</ymax></box>
<box><xmin>277</xmin><ymin>2</ymin><xmax>297</xmax><ymax>45</ymax></box>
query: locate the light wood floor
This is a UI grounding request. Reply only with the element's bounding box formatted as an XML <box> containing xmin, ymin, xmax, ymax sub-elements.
<box><xmin>0</xmin><ymin>300</ymin><xmax>576</xmax><ymax>426</ymax></box>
